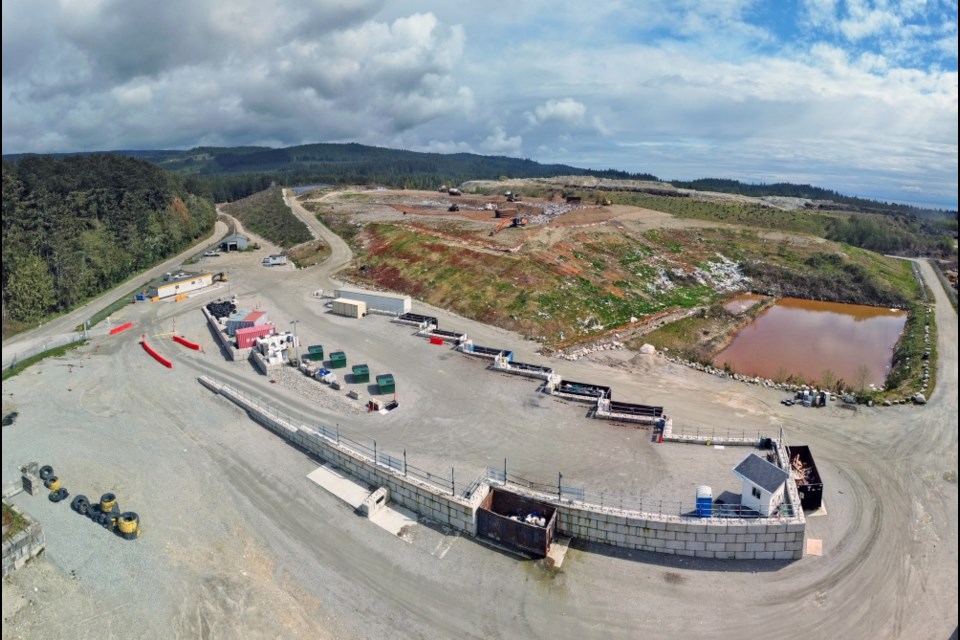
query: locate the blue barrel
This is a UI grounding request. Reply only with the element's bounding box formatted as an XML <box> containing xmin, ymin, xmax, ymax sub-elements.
<box><xmin>696</xmin><ymin>486</ymin><xmax>713</xmax><ymax>518</ymax></box>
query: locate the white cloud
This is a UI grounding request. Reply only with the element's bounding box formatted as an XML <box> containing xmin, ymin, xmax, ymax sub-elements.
<box><xmin>527</xmin><ymin>98</ymin><xmax>587</xmax><ymax>125</ymax></box>
<box><xmin>480</xmin><ymin>126</ymin><xmax>523</xmax><ymax>155</ymax></box>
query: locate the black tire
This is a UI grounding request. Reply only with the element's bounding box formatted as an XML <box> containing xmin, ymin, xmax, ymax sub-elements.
<box><xmin>49</xmin><ymin>490</ymin><xmax>64</xmax><ymax>503</ymax></box>
<box><xmin>99</xmin><ymin>512</ymin><xmax>109</xmax><ymax>526</ymax></box>
<box><xmin>44</xmin><ymin>475</ymin><xmax>59</xmax><ymax>489</ymax></box>
<box><xmin>75</xmin><ymin>495</ymin><xmax>90</xmax><ymax>514</ymax></box>
<box><xmin>39</xmin><ymin>465</ymin><xmax>54</xmax><ymax>480</ymax></box>
<box><xmin>71</xmin><ymin>495</ymin><xmax>84</xmax><ymax>511</ymax></box>
<box><xmin>88</xmin><ymin>504</ymin><xmax>102</xmax><ymax>519</ymax></box>
<box><xmin>123</xmin><ymin>531</ymin><xmax>139</xmax><ymax>540</ymax></box>
<box><xmin>100</xmin><ymin>492</ymin><xmax>116</xmax><ymax>505</ymax></box>
<box><xmin>111</xmin><ymin>503</ymin><xmax>120</xmax><ymax>515</ymax></box>
<box><xmin>57</xmin><ymin>487</ymin><xmax>69</xmax><ymax>500</ymax></box>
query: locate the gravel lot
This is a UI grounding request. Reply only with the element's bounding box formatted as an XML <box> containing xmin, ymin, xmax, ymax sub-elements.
<box><xmin>2</xmin><ymin>206</ymin><xmax>956</xmax><ymax>640</ymax></box>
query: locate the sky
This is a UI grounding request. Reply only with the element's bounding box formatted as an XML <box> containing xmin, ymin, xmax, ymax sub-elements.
<box><xmin>3</xmin><ymin>0</ymin><xmax>958</xmax><ymax>209</ymax></box>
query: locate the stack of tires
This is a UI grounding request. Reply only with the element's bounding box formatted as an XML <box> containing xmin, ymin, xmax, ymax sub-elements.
<box><xmin>39</xmin><ymin>465</ymin><xmax>69</xmax><ymax>503</ymax></box>
<box><xmin>69</xmin><ymin>491</ymin><xmax>142</xmax><ymax>540</ymax></box>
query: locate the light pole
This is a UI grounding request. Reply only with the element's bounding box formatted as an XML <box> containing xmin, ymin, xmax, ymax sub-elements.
<box><xmin>290</xmin><ymin>320</ymin><xmax>300</xmax><ymax>365</ymax></box>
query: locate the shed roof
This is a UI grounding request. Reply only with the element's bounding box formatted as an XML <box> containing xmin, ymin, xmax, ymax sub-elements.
<box><xmin>733</xmin><ymin>453</ymin><xmax>789</xmax><ymax>493</ymax></box>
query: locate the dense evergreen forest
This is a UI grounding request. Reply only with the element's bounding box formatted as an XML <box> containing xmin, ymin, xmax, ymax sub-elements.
<box><xmin>2</xmin><ymin>155</ymin><xmax>216</xmax><ymax>325</ymax></box>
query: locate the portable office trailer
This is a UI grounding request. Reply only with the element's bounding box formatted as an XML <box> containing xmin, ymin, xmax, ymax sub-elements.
<box><xmin>149</xmin><ymin>272</ymin><xmax>214</xmax><ymax>300</ymax></box>
<box><xmin>331</xmin><ymin>298</ymin><xmax>367</xmax><ymax>318</ymax></box>
<box><xmin>334</xmin><ymin>287</ymin><xmax>411</xmax><ymax>315</ymax></box>
<box><xmin>476</xmin><ymin>489</ymin><xmax>557</xmax><ymax>557</ymax></box>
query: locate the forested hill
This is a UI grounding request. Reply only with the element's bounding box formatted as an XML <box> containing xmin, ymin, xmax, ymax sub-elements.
<box><xmin>2</xmin><ymin>154</ymin><xmax>216</xmax><ymax>326</ymax></box>
<box><xmin>5</xmin><ymin>144</ymin><xmax>658</xmax><ymax>203</ymax></box>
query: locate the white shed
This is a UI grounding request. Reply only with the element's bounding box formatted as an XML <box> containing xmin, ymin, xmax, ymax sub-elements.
<box><xmin>334</xmin><ymin>287</ymin><xmax>411</xmax><ymax>315</ymax></box>
<box><xmin>331</xmin><ymin>298</ymin><xmax>367</xmax><ymax>318</ymax></box>
<box><xmin>733</xmin><ymin>453</ymin><xmax>789</xmax><ymax>517</ymax></box>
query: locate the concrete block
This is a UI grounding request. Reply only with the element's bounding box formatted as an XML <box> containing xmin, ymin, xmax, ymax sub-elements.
<box><xmin>746</xmin><ymin>542</ymin><xmax>765</xmax><ymax>552</ymax></box>
<box><xmin>706</xmin><ymin>542</ymin><xmax>727</xmax><ymax>552</ymax></box>
<box><xmin>726</xmin><ymin>543</ymin><xmax>745</xmax><ymax>552</ymax></box>
<box><xmin>665</xmin><ymin>522</ymin><xmax>686</xmax><ymax>533</ymax></box>
<box><xmin>648</xmin><ymin>538</ymin><xmax>666</xmax><ymax>549</ymax></box>
<box><xmin>726</xmin><ymin>525</ymin><xmax>748</xmax><ymax>534</ymax></box>
<box><xmin>736</xmin><ymin>534</ymin><xmax>754</xmax><ymax>543</ymax></box>
<box><xmin>685</xmin><ymin>523</ymin><xmax>707</xmax><ymax>534</ymax></box>
<box><xmin>735</xmin><ymin>551</ymin><xmax>756</xmax><ymax>560</ymax></box>
<box><xmin>765</xmin><ymin>542</ymin><xmax>786</xmax><ymax>552</ymax></box>
<box><xmin>714</xmin><ymin>551</ymin><xmax>735</xmax><ymax>560</ymax></box>
<box><xmin>776</xmin><ymin>533</ymin><xmax>794</xmax><ymax>543</ymax></box>
<box><xmin>665</xmin><ymin>540</ymin><xmax>686</xmax><ymax>550</ymax></box>
<box><xmin>786</xmin><ymin>540</ymin><xmax>804</xmax><ymax>551</ymax></box>
<box><xmin>746</xmin><ymin>523</ymin><xmax>767</xmax><ymax>534</ymax></box>
<box><xmin>786</xmin><ymin>523</ymin><xmax>806</xmax><ymax>533</ymax></box>
<box><xmin>676</xmin><ymin>532</ymin><xmax>696</xmax><ymax>542</ymax></box>
<box><xmin>686</xmin><ymin>541</ymin><xmax>706</xmax><ymax>552</ymax></box>
<box><xmin>695</xmin><ymin>533</ymin><xmax>716</xmax><ymax>543</ymax></box>
<box><xmin>645</xmin><ymin>520</ymin><xmax>667</xmax><ymax>531</ymax></box>
<box><xmin>616</xmin><ymin>524</ymin><xmax>629</xmax><ymax>535</ymax></box>
<box><xmin>759</xmin><ymin>533</ymin><xmax>778</xmax><ymax>542</ymax></box>
<box><xmin>775</xmin><ymin>550</ymin><xmax>799</xmax><ymax>560</ymax></box>
<box><xmin>717</xmin><ymin>534</ymin><xmax>737</xmax><ymax>543</ymax></box>
<box><xmin>658</xmin><ymin>531</ymin><xmax>676</xmax><ymax>541</ymax></box>
<box><xmin>755</xmin><ymin>551</ymin><xmax>774</xmax><ymax>560</ymax></box>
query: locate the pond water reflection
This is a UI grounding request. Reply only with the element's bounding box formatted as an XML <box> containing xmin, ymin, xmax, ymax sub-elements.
<box><xmin>712</xmin><ymin>298</ymin><xmax>907</xmax><ymax>388</ymax></box>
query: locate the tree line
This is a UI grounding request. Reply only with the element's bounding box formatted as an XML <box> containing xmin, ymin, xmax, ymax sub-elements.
<box><xmin>2</xmin><ymin>155</ymin><xmax>216</xmax><ymax>326</ymax></box>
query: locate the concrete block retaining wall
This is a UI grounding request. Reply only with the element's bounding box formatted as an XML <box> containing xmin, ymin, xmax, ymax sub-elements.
<box><xmin>202</xmin><ymin>308</ymin><xmax>245</xmax><ymax>361</ymax></box>
<box><xmin>198</xmin><ymin>375</ymin><xmax>804</xmax><ymax>560</ymax></box>
<box><xmin>2</xmin><ymin>505</ymin><xmax>45</xmax><ymax>577</ymax></box>
<box><xmin>198</xmin><ymin>376</ymin><xmax>484</xmax><ymax>534</ymax></box>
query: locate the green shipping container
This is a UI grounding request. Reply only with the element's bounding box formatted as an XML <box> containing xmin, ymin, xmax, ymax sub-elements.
<box><xmin>352</xmin><ymin>364</ymin><xmax>370</xmax><ymax>383</ymax></box>
<box><xmin>329</xmin><ymin>351</ymin><xmax>347</xmax><ymax>369</ymax></box>
<box><xmin>376</xmin><ymin>374</ymin><xmax>396</xmax><ymax>395</ymax></box>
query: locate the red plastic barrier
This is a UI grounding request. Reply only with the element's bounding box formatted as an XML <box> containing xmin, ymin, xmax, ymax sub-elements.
<box><xmin>173</xmin><ymin>335</ymin><xmax>201</xmax><ymax>350</ymax></box>
<box><xmin>429</xmin><ymin>336</ymin><xmax>444</xmax><ymax>345</ymax></box>
<box><xmin>109</xmin><ymin>322</ymin><xmax>134</xmax><ymax>335</ymax></box>
<box><xmin>141</xmin><ymin>336</ymin><xmax>173</xmax><ymax>368</ymax></box>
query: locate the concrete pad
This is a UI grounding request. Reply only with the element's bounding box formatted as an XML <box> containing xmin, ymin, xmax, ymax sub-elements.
<box><xmin>806</xmin><ymin>538</ymin><xmax>823</xmax><ymax>556</ymax></box>
<box><xmin>306</xmin><ymin>464</ymin><xmax>371</xmax><ymax>509</ymax></box>
<box><xmin>369</xmin><ymin>503</ymin><xmax>419</xmax><ymax>542</ymax></box>
<box><xmin>546</xmin><ymin>536</ymin><xmax>572</xmax><ymax>568</ymax></box>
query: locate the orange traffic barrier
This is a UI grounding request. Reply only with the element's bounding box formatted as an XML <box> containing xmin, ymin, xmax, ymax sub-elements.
<box><xmin>109</xmin><ymin>322</ymin><xmax>133</xmax><ymax>335</ymax></box>
<box><xmin>141</xmin><ymin>335</ymin><xmax>173</xmax><ymax>368</ymax></box>
<box><xmin>173</xmin><ymin>335</ymin><xmax>201</xmax><ymax>350</ymax></box>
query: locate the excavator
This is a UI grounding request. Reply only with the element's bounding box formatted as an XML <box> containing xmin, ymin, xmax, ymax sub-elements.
<box><xmin>490</xmin><ymin>216</ymin><xmax>528</xmax><ymax>235</ymax></box>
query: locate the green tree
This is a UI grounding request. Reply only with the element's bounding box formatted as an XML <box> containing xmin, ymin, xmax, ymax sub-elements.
<box><xmin>6</xmin><ymin>255</ymin><xmax>55</xmax><ymax>322</ymax></box>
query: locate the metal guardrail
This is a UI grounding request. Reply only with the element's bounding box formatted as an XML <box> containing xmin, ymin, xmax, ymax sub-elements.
<box><xmin>2</xmin><ymin>333</ymin><xmax>86</xmax><ymax>374</ymax></box>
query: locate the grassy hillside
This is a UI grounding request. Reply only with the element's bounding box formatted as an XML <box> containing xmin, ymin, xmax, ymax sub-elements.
<box><xmin>221</xmin><ymin>187</ymin><xmax>312</xmax><ymax>249</ymax></box>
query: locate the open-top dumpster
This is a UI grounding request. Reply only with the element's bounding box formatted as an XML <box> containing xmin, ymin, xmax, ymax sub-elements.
<box><xmin>787</xmin><ymin>445</ymin><xmax>823</xmax><ymax>510</ymax></box>
<box><xmin>477</xmin><ymin>488</ymin><xmax>558</xmax><ymax>557</ymax></box>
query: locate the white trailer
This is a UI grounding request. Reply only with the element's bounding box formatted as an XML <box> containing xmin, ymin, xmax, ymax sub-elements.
<box><xmin>334</xmin><ymin>287</ymin><xmax>411</xmax><ymax>315</ymax></box>
<box><xmin>263</xmin><ymin>254</ymin><xmax>288</xmax><ymax>266</ymax></box>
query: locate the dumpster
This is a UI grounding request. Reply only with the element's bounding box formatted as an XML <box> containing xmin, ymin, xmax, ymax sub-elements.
<box><xmin>787</xmin><ymin>445</ymin><xmax>823</xmax><ymax>510</ymax></box>
<box><xmin>329</xmin><ymin>351</ymin><xmax>347</xmax><ymax>369</ymax></box>
<box><xmin>351</xmin><ymin>364</ymin><xmax>370</xmax><ymax>383</ymax></box>
<box><xmin>476</xmin><ymin>488</ymin><xmax>557</xmax><ymax>557</ymax></box>
<box><xmin>376</xmin><ymin>374</ymin><xmax>396</xmax><ymax>395</ymax></box>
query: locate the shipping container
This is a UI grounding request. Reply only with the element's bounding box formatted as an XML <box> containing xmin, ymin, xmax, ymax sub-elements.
<box><xmin>351</xmin><ymin>364</ymin><xmax>370</xmax><ymax>383</ymax></box>
<box><xmin>787</xmin><ymin>445</ymin><xmax>823</xmax><ymax>510</ymax></box>
<box><xmin>476</xmin><ymin>489</ymin><xmax>557</xmax><ymax>557</ymax></box>
<box><xmin>334</xmin><ymin>287</ymin><xmax>411</xmax><ymax>315</ymax></box>
<box><xmin>235</xmin><ymin>323</ymin><xmax>275</xmax><ymax>349</ymax></box>
<box><xmin>376</xmin><ymin>374</ymin><xmax>395</xmax><ymax>394</ymax></box>
<box><xmin>329</xmin><ymin>351</ymin><xmax>347</xmax><ymax>369</ymax></box>
<box><xmin>331</xmin><ymin>297</ymin><xmax>367</xmax><ymax>318</ymax></box>
<box><xmin>149</xmin><ymin>271</ymin><xmax>215</xmax><ymax>300</ymax></box>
